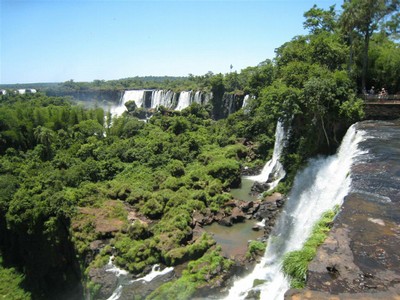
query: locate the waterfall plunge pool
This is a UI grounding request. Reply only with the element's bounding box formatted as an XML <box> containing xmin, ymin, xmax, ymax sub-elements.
<box><xmin>204</xmin><ymin>220</ymin><xmax>264</xmax><ymax>258</ymax></box>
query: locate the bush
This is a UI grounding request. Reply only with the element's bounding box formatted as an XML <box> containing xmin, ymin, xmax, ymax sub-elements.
<box><xmin>148</xmin><ymin>247</ymin><xmax>233</xmax><ymax>300</ymax></box>
<box><xmin>164</xmin><ymin>233</ymin><xmax>216</xmax><ymax>265</ymax></box>
<box><xmin>0</xmin><ymin>256</ymin><xmax>31</xmax><ymax>300</ymax></box>
<box><xmin>246</xmin><ymin>240</ymin><xmax>266</xmax><ymax>259</ymax></box>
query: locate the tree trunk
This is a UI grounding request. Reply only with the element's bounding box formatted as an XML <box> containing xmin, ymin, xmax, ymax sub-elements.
<box><xmin>348</xmin><ymin>34</ymin><xmax>354</xmax><ymax>74</ymax></box>
<box><xmin>361</xmin><ymin>28</ymin><xmax>371</xmax><ymax>92</ymax></box>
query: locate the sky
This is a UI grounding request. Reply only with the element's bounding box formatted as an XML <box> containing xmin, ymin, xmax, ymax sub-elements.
<box><xmin>1</xmin><ymin>0</ymin><xmax>343</xmax><ymax>84</ymax></box>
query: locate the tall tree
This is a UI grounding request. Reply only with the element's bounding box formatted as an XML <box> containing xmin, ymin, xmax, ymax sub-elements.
<box><xmin>340</xmin><ymin>0</ymin><xmax>400</xmax><ymax>91</ymax></box>
<box><xmin>303</xmin><ymin>4</ymin><xmax>337</xmax><ymax>34</ymax></box>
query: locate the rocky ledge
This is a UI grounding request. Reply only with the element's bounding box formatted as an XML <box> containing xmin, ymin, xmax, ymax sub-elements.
<box><xmin>285</xmin><ymin>123</ymin><xmax>400</xmax><ymax>299</ymax></box>
<box><xmin>285</xmin><ymin>191</ymin><xmax>400</xmax><ymax>299</ymax></box>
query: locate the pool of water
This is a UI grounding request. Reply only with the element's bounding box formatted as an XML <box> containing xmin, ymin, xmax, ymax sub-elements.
<box><xmin>204</xmin><ymin>220</ymin><xmax>264</xmax><ymax>258</ymax></box>
<box><xmin>230</xmin><ymin>178</ymin><xmax>258</xmax><ymax>202</ymax></box>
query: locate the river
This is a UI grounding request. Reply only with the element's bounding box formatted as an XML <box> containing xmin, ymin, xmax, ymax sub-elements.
<box><xmin>224</xmin><ymin>122</ymin><xmax>366</xmax><ymax>299</ymax></box>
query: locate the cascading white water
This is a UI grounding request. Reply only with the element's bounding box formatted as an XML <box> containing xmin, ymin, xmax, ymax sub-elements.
<box><xmin>242</xmin><ymin>95</ymin><xmax>250</xmax><ymax>108</ymax></box>
<box><xmin>106</xmin><ymin>259</ymin><xmax>174</xmax><ymax>300</ymax></box>
<box><xmin>121</xmin><ymin>90</ymin><xmax>145</xmax><ymax>108</ymax></box>
<box><xmin>110</xmin><ymin>90</ymin><xmax>211</xmax><ymax>116</ymax></box>
<box><xmin>111</xmin><ymin>90</ymin><xmax>145</xmax><ymax>116</ymax></box>
<box><xmin>151</xmin><ymin>90</ymin><xmax>163</xmax><ymax>108</ymax></box>
<box><xmin>105</xmin><ymin>256</ymin><xmax>129</xmax><ymax>300</ymax></box>
<box><xmin>105</xmin><ymin>255</ymin><xmax>129</xmax><ymax>277</ymax></box>
<box><xmin>130</xmin><ymin>264</ymin><xmax>174</xmax><ymax>283</ymax></box>
<box><xmin>226</xmin><ymin>94</ymin><xmax>235</xmax><ymax>115</ymax></box>
<box><xmin>175</xmin><ymin>91</ymin><xmax>192</xmax><ymax>111</ymax></box>
<box><xmin>225</xmin><ymin>124</ymin><xmax>366</xmax><ymax>300</ymax></box>
<box><xmin>246</xmin><ymin>121</ymin><xmax>286</xmax><ymax>187</ymax></box>
<box><xmin>151</xmin><ymin>90</ymin><xmax>176</xmax><ymax>109</ymax></box>
<box><xmin>193</xmin><ymin>91</ymin><xmax>202</xmax><ymax>104</ymax></box>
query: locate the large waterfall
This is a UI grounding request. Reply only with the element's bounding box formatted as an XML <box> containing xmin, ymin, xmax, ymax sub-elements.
<box><xmin>151</xmin><ymin>90</ymin><xmax>176</xmax><ymax>109</ymax></box>
<box><xmin>225</xmin><ymin>124</ymin><xmax>366</xmax><ymax>299</ymax></box>
<box><xmin>246</xmin><ymin>121</ymin><xmax>286</xmax><ymax>190</ymax></box>
<box><xmin>175</xmin><ymin>91</ymin><xmax>192</xmax><ymax>111</ymax></box>
<box><xmin>111</xmin><ymin>90</ymin><xmax>146</xmax><ymax>116</ymax></box>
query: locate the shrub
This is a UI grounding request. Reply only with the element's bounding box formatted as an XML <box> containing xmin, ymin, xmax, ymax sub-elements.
<box><xmin>246</xmin><ymin>240</ymin><xmax>266</xmax><ymax>259</ymax></box>
<box><xmin>148</xmin><ymin>247</ymin><xmax>233</xmax><ymax>300</ymax></box>
<box><xmin>0</xmin><ymin>256</ymin><xmax>31</xmax><ymax>300</ymax></box>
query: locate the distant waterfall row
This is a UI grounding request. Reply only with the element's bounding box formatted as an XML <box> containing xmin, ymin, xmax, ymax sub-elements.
<box><xmin>112</xmin><ymin>89</ymin><xmax>251</xmax><ymax>117</ymax></box>
<box><xmin>119</xmin><ymin>90</ymin><xmax>211</xmax><ymax>111</ymax></box>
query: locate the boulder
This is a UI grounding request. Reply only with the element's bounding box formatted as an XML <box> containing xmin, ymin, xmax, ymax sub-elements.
<box><xmin>230</xmin><ymin>207</ymin><xmax>246</xmax><ymax>223</ymax></box>
<box><xmin>88</xmin><ymin>267</ymin><xmax>118</xmax><ymax>300</ymax></box>
<box><xmin>218</xmin><ymin>218</ymin><xmax>233</xmax><ymax>227</ymax></box>
<box><xmin>251</xmin><ymin>181</ymin><xmax>270</xmax><ymax>193</ymax></box>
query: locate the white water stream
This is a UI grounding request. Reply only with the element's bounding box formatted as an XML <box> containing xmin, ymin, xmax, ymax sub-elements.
<box><xmin>110</xmin><ymin>90</ymin><xmax>146</xmax><ymax>116</ymax></box>
<box><xmin>245</xmin><ymin>121</ymin><xmax>286</xmax><ymax>189</ymax></box>
<box><xmin>175</xmin><ymin>91</ymin><xmax>192</xmax><ymax>111</ymax></box>
<box><xmin>225</xmin><ymin>124</ymin><xmax>366</xmax><ymax>299</ymax></box>
<box><xmin>106</xmin><ymin>257</ymin><xmax>174</xmax><ymax>300</ymax></box>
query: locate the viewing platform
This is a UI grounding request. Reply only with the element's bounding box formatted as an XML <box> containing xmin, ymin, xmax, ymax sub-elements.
<box><xmin>361</xmin><ymin>94</ymin><xmax>400</xmax><ymax>120</ymax></box>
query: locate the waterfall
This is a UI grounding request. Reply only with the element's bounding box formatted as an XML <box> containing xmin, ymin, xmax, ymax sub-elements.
<box><xmin>193</xmin><ymin>91</ymin><xmax>202</xmax><ymax>104</ymax></box>
<box><xmin>110</xmin><ymin>90</ymin><xmax>210</xmax><ymax>116</ymax></box>
<box><xmin>175</xmin><ymin>91</ymin><xmax>192</xmax><ymax>111</ymax></box>
<box><xmin>242</xmin><ymin>95</ymin><xmax>250</xmax><ymax>108</ymax></box>
<box><xmin>120</xmin><ymin>90</ymin><xmax>145</xmax><ymax>108</ymax></box>
<box><xmin>151</xmin><ymin>90</ymin><xmax>176</xmax><ymax>109</ymax></box>
<box><xmin>105</xmin><ymin>255</ymin><xmax>129</xmax><ymax>277</ymax></box>
<box><xmin>225</xmin><ymin>124</ymin><xmax>366</xmax><ymax>300</ymax></box>
<box><xmin>246</xmin><ymin>121</ymin><xmax>286</xmax><ymax>189</ymax></box>
<box><xmin>106</xmin><ymin>260</ymin><xmax>174</xmax><ymax>300</ymax></box>
<box><xmin>105</xmin><ymin>256</ymin><xmax>129</xmax><ymax>300</ymax></box>
<box><xmin>110</xmin><ymin>90</ymin><xmax>145</xmax><ymax>116</ymax></box>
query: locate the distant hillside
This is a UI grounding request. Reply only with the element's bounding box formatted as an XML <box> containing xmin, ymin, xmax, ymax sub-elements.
<box><xmin>0</xmin><ymin>82</ymin><xmax>61</xmax><ymax>89</ymax></box>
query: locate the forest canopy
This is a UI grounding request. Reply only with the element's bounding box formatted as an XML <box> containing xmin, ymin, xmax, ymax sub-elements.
<box><xmin>0</xmin><ymin>1</ymin><xmax>399</xmax><ymax>299</ymax></box>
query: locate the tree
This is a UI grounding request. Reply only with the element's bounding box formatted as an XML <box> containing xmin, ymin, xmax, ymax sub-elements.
<box><xmin>369</xmin><ymin>33</ymin><xmax>400</xmax><ymax>92</ymax></box>
<box><xmin>340</xmin><ymin>0</ymin><xmax>400</xmax><ymax>91</ymax></box>
<box><xmin>303</xmin><ymin>4</ymin><xmax>337</xmax><ymax>34</ymax></box>
<box><xmin>34</xmin><ymin>126</ymin><xmax>55</xmax><ymax>160</ymax></box>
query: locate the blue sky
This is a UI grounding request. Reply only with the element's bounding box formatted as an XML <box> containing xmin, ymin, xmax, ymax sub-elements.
<box><xmin>1</xmin><ymin>0</ymin><xmax>342</xmax><ymax>84</ymax></box>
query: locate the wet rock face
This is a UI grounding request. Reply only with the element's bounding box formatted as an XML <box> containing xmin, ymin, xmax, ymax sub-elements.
<box><xmin>119</xmin><ymin>270</ymin><xmax>175</xmax><ymax>299</ymax></box>
<box><xmin>287</xmin><ymin>120</ymin><xmax>400</xmax><ymax>298</ymax></box>
<box><xmin>253</xmin><ymin>193</ymin><xmax>285</xmax><ymax>235</ymax></box>
<box><xmin>251</xmin><ymin>181</ymin><xmax>271</xmax><ymax>193</ymax></box>
<box><xmin>88</xmin><ymin>267</ymin><xmax>118</xmax><ymax>299</ymax></box>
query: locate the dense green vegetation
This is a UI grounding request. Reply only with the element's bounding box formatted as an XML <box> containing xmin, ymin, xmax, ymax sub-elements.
<box><xmin>147</xmin><ymin>246</ymin><xmax>233</xmax><ymax>300</ymax></box>
<box><xmin>0</xmin><ymin>1</ymin><xmax>398</xmax><ymax>299</ymax></box>
<box><xmin>0</xmin><ymin>256</ymin><xmax>31</xmax><ymax>300</ymax></box>
<box><xmin>0</xmin><ymin>93</ymin><xmax>247</xmax><ymax>299</ymax></box>
<box><xmin>282</xmin><ymin>206</ymin><xmax>339</xmax><ymax>289</ymax></box>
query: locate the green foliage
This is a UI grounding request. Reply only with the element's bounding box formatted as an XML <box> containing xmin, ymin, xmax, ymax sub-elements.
<box><xmin>164</xmin><ymin>233</ymin><xmax>216</xmax><ymax>265</ymax></box>
<box><xmin>282</xmin><ymin>207</ymin><xmax>339</xmax><ymax>288</ymax></box>
<box><xmin>0</xmin><ymin>256</ymin><xmax>31</xmax><ymax>300</ymax></box>
<box><xmin>303</xmin><ymin>4</ymin><xmax>337</xmax><ymax>34</ymax></box>
<box><xmin>148</xmin><ymin>247</ymin><xmax>233</xmax><ymax>300</ymax></box>
<box><xmin>339</xmin><ymin>0</ymin><xmax>400</xmax><ymax>90</ymax></box>
<box><xmin>2</xmin><ymin>2</ymin><xmax>395</xmax><ymax>296</ymax></box>
<box><xmin>369</xmin><ymin>33</ymin><xmax>400</xmax><ymax>93</ymax></box>
<box><xmin>112</xmin><ymin>235</ymin><xmax>160</xmax><ymax>274</ymax></box>
<box><xmin>246</xmin><ymin>240</ymin><xmax>267</xmax><ymax>259</ymax></box>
